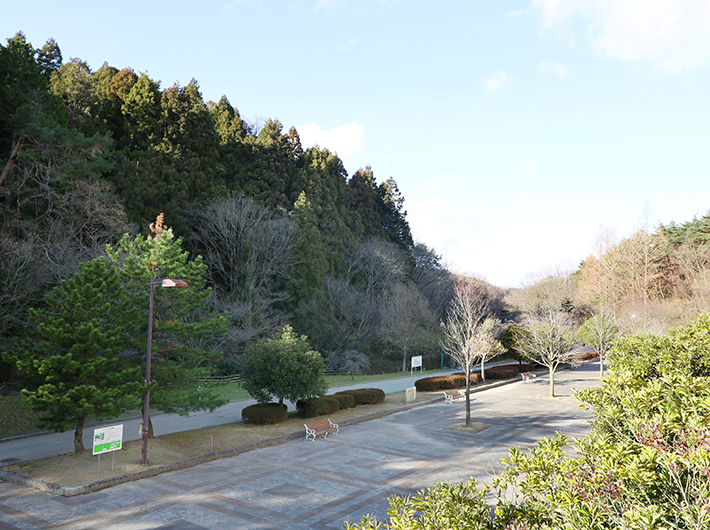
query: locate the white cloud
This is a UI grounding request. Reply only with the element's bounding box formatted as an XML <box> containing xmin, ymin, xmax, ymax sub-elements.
<box><xmin>222</xmin><ymin>0</ymin><xmax>248</xmax><ymax>12</ymax></box>
<box><xmin>505</xmin><ymin>8</ymin><xmax>527</xmax><ymax>17</ymax></box>
<box><xmin>528</xmin><ymin>0</ymin><xmax>710</xmax><ymax>74</ymax></box>
<box><xmin>314</xmin><ymin>0</ymin><xmax>346</xmax><ymax>12</ymax></box>
<box><xmin>297</xmin><ymin>122</ymin><xmax>366</xmax><ymax>159</ymax></box>
<box><xmin>480</xmin><ymin>70</ymin><xmax>512</xmax><ymax>91</ymax></box>
<box><xmin>513</xmin><ymin>157</ymin><xmax>537</xmax><ymax>179</ymax></box>
<box><xmin>336</xmin><ymin>36</ymin><xmax>359</xmax><ymax>52</ymax></box>
<box><xmin>538</xmin><ymin>60</ymin><xmax>568</xmax><ymax>77</ymax></box>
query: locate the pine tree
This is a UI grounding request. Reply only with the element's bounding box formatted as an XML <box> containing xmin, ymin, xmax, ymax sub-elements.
<box><xmin>6</xmin><ymin>258</ymin><xmax>145</xmax><ymax>453</ymax></box>
<box><xmin>106</xmin><ymin>214</ymin><xmax>228</xmax><ymax>415</ymax></box>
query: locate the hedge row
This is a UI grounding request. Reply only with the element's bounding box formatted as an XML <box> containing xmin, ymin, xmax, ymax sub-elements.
<box><xmin>241</xmin><ymin>403</ymin><xmax>289</xmax><ymax>425</ymax></box>
<box><xmin>415</xmin><ymin>373</ymin><xmax>480</xmax><ymax>392</ymax></box>
<box><xmin>416</xmin><ymin>364</ymin><xmax>540</xmax><ymax>391</ymax></box>
<box><xmin>335</xmin><ymin>387</ymin><xmax>386</xmax><ymax>405</ymax></box>
<box><xmin>296</xmin><ymin>388</ymin><xmax>386</xmax><ymax>418</ymax></box>
<box><xmin>572</xmin><ymin>350</ymin><xmax>599</xmax><ymax>362</ymax></box>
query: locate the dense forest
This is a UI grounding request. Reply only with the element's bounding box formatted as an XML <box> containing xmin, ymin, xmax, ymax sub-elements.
<box><xmin>4</xmin><ymin>30</ymin><xmax>709</xmax><ymax>383</ymax></box>
<box><xmin>0</xmin><ymin>31</ymin><xmax>508</xmax><ymax>385</ymax></box>
<box><xmin>509</xmin><ymin>211</ymin><xmax>710</xmax><ymax>335</ymax></box>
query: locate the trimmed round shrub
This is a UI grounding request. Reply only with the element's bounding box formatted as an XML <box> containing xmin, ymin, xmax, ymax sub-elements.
<box><xmin>332</xmin><ymin>393</ymin><xmax>355</xmax><ymax>410</ymax></box>
<box><xmin>484</xmin><ymin>365</ymin><xmax>520</xmax><ymax>380</ymax></box>
<box><xmin>241</xmin><ymin>403</ymin><xmax>288</xmax><ymax>425</ymax></box>
<box><xmin>573</xmin><ymin>350</ymin><xmax>599</xmax><ymax>362</ymax></box>
<box><xmin>335</xmin><ymin>388</ymin><xmax>385</xmax><ymax>405</ymax></box>
<box><xmin>296</xmin><ymin>396</ymin><xmax>341</xmax><ymax>418</ymax></box>
<box><xmin>415</xmin><ymin>373</ymin><xmax>479</xmax><ymax>391</ymax></box>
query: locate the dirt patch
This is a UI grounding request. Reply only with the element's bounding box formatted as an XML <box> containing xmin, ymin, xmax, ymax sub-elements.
<box><xmin>1</xmin><ymin>391</ymin><xmax>440</xmax><ymax>488</ymax></box>
<box><xmin>443</xmin><ymin>422</ymin><xmax>490</xmax><ymax>434</ymax></box>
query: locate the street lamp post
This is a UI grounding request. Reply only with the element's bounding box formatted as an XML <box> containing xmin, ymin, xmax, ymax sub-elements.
<box><xmin>440</xmin><ymin>319</ymin><xmax>445</xmax><ymax>371</ymax></box>
<box><xmin>141</xmin><ymin>278</ymin><xmax>188</xmax><ymax>466</ymax></box>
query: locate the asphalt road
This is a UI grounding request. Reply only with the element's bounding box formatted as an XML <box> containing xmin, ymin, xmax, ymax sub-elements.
<box><xmin>0</xmin><ymin>364</ymin><xmax>600</xmax><ymax>530</ymax></box>
<box><xmin>0</xmin><ymin>369</ymin><xmax>460</xmax><ymax>465</ymax></box>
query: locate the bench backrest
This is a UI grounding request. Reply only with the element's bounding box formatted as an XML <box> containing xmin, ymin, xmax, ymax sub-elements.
<box><xmin>306</xmin><ymin>419</ymin><xmax>333</xmax><ymax>430</ymax></box>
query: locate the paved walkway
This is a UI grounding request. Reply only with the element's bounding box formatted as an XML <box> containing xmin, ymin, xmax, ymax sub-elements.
<box><xmin>0</xmin><ymin>365</ymin><xmax>600</xmax><ymax>529</ymax></box>
<box><xmin>0</xmin><ymin>370</ymin><xmax>460</xmax><ymax>465</ymax></box>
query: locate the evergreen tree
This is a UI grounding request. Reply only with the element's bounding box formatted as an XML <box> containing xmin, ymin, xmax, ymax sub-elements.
<box><xmin>106</xmin><ymin>214</ymin><xmax>228</xmax><ymax>415</ymax></box>
<box><xmin>5</xmin><ymin>258</ymin><xmax>145</xmax><ymax>453</ymax></box>
<box><xmin>240</xmin><ymin>325</ymin><xmax>327</xmax><ymax>406</ymax></box>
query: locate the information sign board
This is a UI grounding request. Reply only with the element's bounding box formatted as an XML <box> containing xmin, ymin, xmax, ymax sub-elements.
<box><xmin>93</xmin><ymin>424</ymin><xmax>123</xmax><ymax>456</ymax></box>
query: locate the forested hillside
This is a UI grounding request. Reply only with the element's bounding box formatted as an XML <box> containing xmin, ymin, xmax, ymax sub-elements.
<box><xmin>508</xmin><ymin>211</ymin><xmax>710</xmax><ymax>335</ymax></box>
<box><xmin>1</xmin><ymin>31</ymin><xmax>505</xmax><ymax>379</ymax></box>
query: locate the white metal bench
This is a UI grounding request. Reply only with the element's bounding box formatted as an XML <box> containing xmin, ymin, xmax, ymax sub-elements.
<box><xmin>443</xmin><ymin>389</ymin><xmax>467</xmax><ymax>404</ymax></box>
<box><xmin>304</xmin><ymin>418</ymin><xmax>339</xmax><ymax>442</ymax></box>
<box><xmin>521</xmin><ymin>372</ymin><xmax>537</xmax><ymax>383</ymax></box>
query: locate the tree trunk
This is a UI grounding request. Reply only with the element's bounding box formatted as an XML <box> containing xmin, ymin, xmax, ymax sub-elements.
<box><xmin>480</xmin><ymin>358</ymin><xmax>486</xmax><ymax>383</ymax></box>
<box><xmin>599</xmin><ymin>351</ymin><xmax>605</xmax><ymax>378</ymax></box>
<box><xmin>74</xmin><ymin>416</ymin><xmax>86</xmax><ymax>454</ymax></box>
<box><xmin>465</xmin><ymin>366</ymin><xmax>472</xmax><ymax>426</ymax></box>
<box><xmin>549</xmin><ymin>367</ymin><xmax>555</xmax><ymax>397</ymax></box>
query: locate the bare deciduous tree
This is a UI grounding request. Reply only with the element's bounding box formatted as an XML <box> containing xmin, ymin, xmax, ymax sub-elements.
<box><xmin>344</xmin><ymin>239</ymin><xmax>408</xmax><ymax>302</ymax></box>
<box><xmin>379</xmin><ymin>282</ymin><xmax>437</xmax><ymax>372</ymax></box>
<box><xmin>301</xmin><ymin>275</ymin><xmax>377</xmax><ymax>354</ymax></box>
<box><xmin>516</xmin><ymin>312</ymin><xmax>575</xmax><ymax>397</ymax></box>
<box><xmin>184</xmin><ymin>194</ymin><xmax>299</xmax><ymax>361</ymax></box>
<box><xmin>442</xmin><ymin>279</ymin><xmax>502</xmax><ymax>426</ymax></box>
<box><xmin>577</xmin><ymin>311</ymin><xmax>618</xmax><ymax>378</ymax></box>
<box><xmin>325</xmin><ymin>349</ymin><xmax>371</xmax><ymax>379</ymax></box>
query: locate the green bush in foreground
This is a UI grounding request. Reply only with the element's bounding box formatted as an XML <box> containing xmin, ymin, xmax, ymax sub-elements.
<box><xmin>344</xmin><ymin>313</ymin><xmax>710</xmax><ymax>530</ymax></box>
<box><xmin>344</xmin><ymin>478</ymin><xmax>494</xmax><ymax>530</ymax></box>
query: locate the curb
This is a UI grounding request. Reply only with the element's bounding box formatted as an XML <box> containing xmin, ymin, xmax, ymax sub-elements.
<box><xmin>0</xmin><ymin>396</ymin><xmax>444</xmax><ymax>497</ymax></box>
<box><xmin>0</xmin><ymin>373</ymin><xmax>532</xmax><ymax>496</ymax></box>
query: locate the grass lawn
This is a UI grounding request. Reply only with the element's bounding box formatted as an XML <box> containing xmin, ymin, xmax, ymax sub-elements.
<box><xmin>1</xmin><ymin>389</ymin><xmax>441</xmax><ymax>487</ymax></box>
<box><xmin>0</xmin><ymin>395</ymin><xmax>44</xmax><ymax>438</ymax></box>
<box><xmin>0</xmin><ymin>369</ymin><xmax>449</xmax><ymax>439</ymax></box>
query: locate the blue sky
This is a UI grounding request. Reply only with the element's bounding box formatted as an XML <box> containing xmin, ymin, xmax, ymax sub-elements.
<box><xmin>5</xmin><ymin>0</ymin><xmax>710</xmax><ymax>287</ymax></box>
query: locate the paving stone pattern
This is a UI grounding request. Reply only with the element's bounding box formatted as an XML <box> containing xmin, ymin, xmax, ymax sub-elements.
<box><xmin>0</xmin><ymin>365</ymin><xmax>599</xmax><ymax>529</ymax></box>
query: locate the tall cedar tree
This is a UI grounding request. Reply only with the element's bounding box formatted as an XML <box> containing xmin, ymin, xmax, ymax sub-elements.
<box><xmin>106</xmin><ymin>214</ymin><xmax>228</xmax><ymax>415</ymax></box>
<box><xmin>6</xmin><ymin>258</ymin><xmax>145</xmax><ymax>453</ymax></box>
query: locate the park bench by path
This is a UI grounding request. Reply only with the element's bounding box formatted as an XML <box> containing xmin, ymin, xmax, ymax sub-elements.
<box><xmin>521</xmin><ymin>372</ymin><xmax>537</xmax><ymax>383</ymax></box>
<box><xmin>443</xmin><ymin>389</ymin><xmax>470</xmax><ymax>404</ymax></box>
<box><xmin>304</xmin><ymin>419</ymin><xmax>339</xmax><ymax>442</ymax></box>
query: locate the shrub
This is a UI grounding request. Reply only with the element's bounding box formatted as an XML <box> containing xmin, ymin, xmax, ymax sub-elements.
<box><xmin>240</xmin><ymin>326</ymin><xmax>327</xmax><ymax>406</ymax></box>
<box><xmin>484</xmin><ymin>365</ymin><xmax>520</xmax><ymax>380</ymax></box>
<box><xmin>572</xmin><ymin>349</ymin><xmax>598</xmax><ymax>362</ymax></box>
<box><xmin>335</xmin><ymin>388</ymin><xmax>385</xmax><ymax>405</ymax></box>
<box><xmin>332</xmin><ymin>393</ymin><xmax>355</xmax><ymax>410</ymax></box>
<box><xmin>415</xmin><ymin>373</ymin><xmax>479</xmax><ymax>391</ymax></box>
<box><xmin>296</xmin><ymin>396</ymin><xmax>341</xmax><ymax>418</ymax></box>
<box><xmin>241</xmin><ymin>403</ymin><xmax>288</xmax><ymax>424</ymax></box>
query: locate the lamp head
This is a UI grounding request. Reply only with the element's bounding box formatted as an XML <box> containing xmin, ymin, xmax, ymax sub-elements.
<box><xmin>161</xmin><ymin>279</ymin><xmax>188</xmax><ymax>288</ymax></box>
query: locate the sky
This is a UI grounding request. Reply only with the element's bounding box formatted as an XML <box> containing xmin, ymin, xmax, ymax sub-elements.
<box><xmin>4</xmin><ymin>0</ymin><xmax>710</xmax><ymax>287</ymax></box>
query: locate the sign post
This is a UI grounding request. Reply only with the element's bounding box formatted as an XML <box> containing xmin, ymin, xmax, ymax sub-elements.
<box><xmin>93</xmin><ymin>424</ymin><xmax>123</xmax><ymax>474</ymax></box>
<box><xmin>410</xmin><ymin>355</ymin><xmax>423</xmax><ymax>375</ymax></box>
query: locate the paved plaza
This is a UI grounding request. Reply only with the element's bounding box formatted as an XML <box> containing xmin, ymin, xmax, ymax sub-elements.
<box><xmin>0</xmin><ymin>365</ymin><xmax>600</xmax><ymax>530</ymax></box>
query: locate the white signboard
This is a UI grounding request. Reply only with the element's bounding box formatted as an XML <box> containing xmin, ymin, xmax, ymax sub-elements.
<box><xmin>410</xmin><ymin>355</ymin><xmax>423</xmax><ymax>374</ymax></box>
<box><xmin>93</xmin><ymin>424</ymin><xmax>123</xmax><ymax>456</ymax></box>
